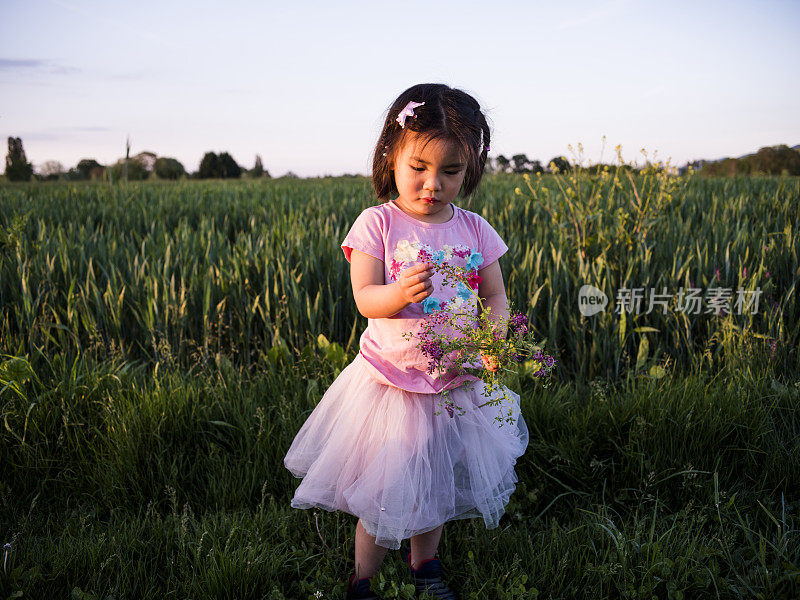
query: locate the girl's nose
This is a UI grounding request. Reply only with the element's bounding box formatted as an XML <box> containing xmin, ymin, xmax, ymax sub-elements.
<box><xmin>424</xmin><ymin>172</ymin><xmax>442</xmax><ymax>191</ymax></box>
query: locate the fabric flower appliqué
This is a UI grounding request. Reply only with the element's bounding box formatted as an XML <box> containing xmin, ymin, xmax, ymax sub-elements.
<box><xmin>449</xmin><ymin>295</ymin><xmax>466</xmax><ymax>310</ymax></box>
<box><xmin>422</xmin><ymin>297</ymin><xmax>446</xmax><ymax>314</ymax></box>
<box><xmin>452</xmin><ymin>244</ymin><xmax>471</xmax><ymax>259</ymax></box>
<box><xmin>389</xmin><ymin>258</ymin><xmax>406</xmax><ymax>281</ymax></box>
<box><xmin>456</xmin><ymin>282</ymin><xmax>473</xmax><ymax>301</ymax></box>
<box><xmin>394</xmin><ymin>239</ymin><xmax>419</xmax><ymax>263</ymax></box>
<box><xmin>465</xmin><ymin>251</ymin><xmax>484</xmax><ymax>271</ymax></box>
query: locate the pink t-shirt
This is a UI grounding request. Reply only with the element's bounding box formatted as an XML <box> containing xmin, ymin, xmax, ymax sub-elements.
<box><xmin>341</xmin><ymin>199</ymin><xmax>509</xmax><ymax>394</ymax></box>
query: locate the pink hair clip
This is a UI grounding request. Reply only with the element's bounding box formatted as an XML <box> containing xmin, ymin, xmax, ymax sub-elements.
<box><xmin>396</xmin><ymin>101</ymin><xmax>425</xmax><ymax>128</ymax></box>
<box><xmin>485</xmin><ymin>145</ymin><xmax>491</xmax><ymax>152</ymax></box>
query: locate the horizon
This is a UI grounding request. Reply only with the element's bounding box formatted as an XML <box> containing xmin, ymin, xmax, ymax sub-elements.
<box><xmin>2</xmin><ymin>0</ymin><xmax>799</xmax><ymax>178</ymax></box>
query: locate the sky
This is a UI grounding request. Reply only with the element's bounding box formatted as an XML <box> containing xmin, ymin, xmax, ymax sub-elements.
<box><xmin>1</xmin><ymin>0</ymin><xmax>799</xmax><ymax>177</ymax></box>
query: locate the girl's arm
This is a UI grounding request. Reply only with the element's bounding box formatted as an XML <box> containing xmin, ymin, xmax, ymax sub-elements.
<box><xmin>350</xmin><ymin>249</ymin><xmax>433</xmax><ymax>319</ymax></box>
<box><xmin>477</xmin><ymin>260</ymin><xmax>509</xmax><ymax>371</ymax></box>
<box><xmin>477</xmin><ymin>259</ymin><xmax>509</xmax><ymax>336</ymax></box>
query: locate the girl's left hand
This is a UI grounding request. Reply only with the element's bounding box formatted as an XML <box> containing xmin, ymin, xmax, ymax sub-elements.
<box><xmin>481</xmin><ymin>353</ymin><xmax>500</xmax><ymax>372</ymax></box>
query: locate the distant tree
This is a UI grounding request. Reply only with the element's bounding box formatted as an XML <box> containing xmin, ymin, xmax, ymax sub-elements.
<box><xmin>109</xmin><ymin>156</ymin><xmax>149</xmax><ymax>181</ymax></box>
<box><xmin>198</xmin><ymin>152</ymin><xmax>220</xmax><ymax>178</ymax></box>
<box><xmin>251</xmin><ymin>154</ymin><xmax>264</xmax><ymax>178</ymax></box>
<box><xmin>548</xmin><ymin>156</ymin><xmax>570</xmax><ymax>173</ymax></box>
<box><xmin>511</xmin><ymin>154</ymin><xmax>533</xmax><ymax>173</ymax></box>
<box><xmin>530</xmin><ymin>160</ymin><xmax>544</xmax><ymax>174</ymax></box>
<box><xmin>494</xmin><ymin>154</ymin><xmax>510</xmax><ymax>174</ymax></box>
<box><xmin>154</xmin><ymin>157</ymin><xmax>186</xmax><ymax>180</ymax></box>
<box><xmin>746</xmin><ymin>145</ymin><xmax>800</xmax><ymax>175</ymax></box>
<box><xmin>699</xmin><ymin>158</ymin><xmax>737</xmax><ymax>177</ymax></box>
<box><xmin>38</xmin><ymin>160</ymin><xmax>65</xmax><ymax>181</ymax></box>
<box><xmin>250</xmin><ymin>154</ymin><xmax>272</xmax><ymax>178</ymax></box>
<box><xmin>218</xmin><ymin>152</ymin><xmax>242</xmax><ymax>178</ymax></box>
<box><xmin>281</xmin><ymin>171</ymin><xmax>299</xmax><ymax>179</ymax></box>
<box><xmin>134</xmin><ymin>151</ymin><xmax>157</xmax><ymax>173</ymax></box>
<box><xmin>123</xmin><ymin>136</ymin><xmax>132</xmax><ymax>181</ymax></box>
<box><xmin>5</xmin><ymin>137</ymin><xmax>34</xmax><ymax>181</ymax></box>
<box><xmin>77</xmin><ymin>159</ymin><xmax>105</xmax><ymax>180</ymax></box>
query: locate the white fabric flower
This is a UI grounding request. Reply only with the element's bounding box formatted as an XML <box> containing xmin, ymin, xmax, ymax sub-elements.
<box><xmin>394</xmin><ymin>239</ymin><xmax>419</xmax><ymax>263</ymax></box>
<box><xmin>449</xmin><ymin>295</ymin><xmax>465</xmax><ymax>309</ymax></box>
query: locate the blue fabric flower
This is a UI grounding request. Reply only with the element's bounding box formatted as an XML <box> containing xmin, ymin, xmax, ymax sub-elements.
<box><xmin>456</xmin><ymin>282</ymin><xmax>472</xmax><ymax>301</ymax></box>
<box><xmin>465</xmin><ymin>251</ymin><xmax>484</xmax><ymax>271</ymax></box>
<box><xmin>432</xmin><ymin>250</ymin><xmax>446</xmax><ymax>264</ymax></box>
<box><xmin>422</xmin><ymin>297</ymin><xmax>442</xmax><ymax>313</ymax></box>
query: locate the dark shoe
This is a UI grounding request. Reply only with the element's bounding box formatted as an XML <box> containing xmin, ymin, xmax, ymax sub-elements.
<box><xmin>345</xmin><ymin>573</ymin><xmax>379</xmax><ymax>600</ymax></box>
<box><xmin>404</xmin><ymin>548</ymin><xmax>458</xmax><ymax>600</ymax></box>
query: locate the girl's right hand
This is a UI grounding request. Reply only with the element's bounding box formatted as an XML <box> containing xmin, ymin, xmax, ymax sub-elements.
<box><xmin>397</xmin><ymin>262</ymin><xmax>434</xmax><ymax>304</ymax></box>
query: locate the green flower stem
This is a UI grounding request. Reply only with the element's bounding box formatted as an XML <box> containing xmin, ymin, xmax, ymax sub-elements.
<box><xmin>440</xmin><ymin>261</ymin><xmax>508</xmax><ymax>341</ymax></box>
<box><xmin>413</xmin><ymin>258</ymin><xmax>542</xmax><ymax>422</ymax></box>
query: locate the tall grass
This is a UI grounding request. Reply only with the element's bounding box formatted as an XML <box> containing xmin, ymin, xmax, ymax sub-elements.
<box><xmin>1</xmin><ymin>173</ymin><xmax>797</xmax><ymax>383</ymax></box>
<box><xmin>0</xmin><ymin>343</ymin><xmax>797</xmax><ymax>597</ymax></box>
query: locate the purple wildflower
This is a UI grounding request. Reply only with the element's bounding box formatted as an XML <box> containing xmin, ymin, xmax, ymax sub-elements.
<box><xmin>421</xmin><ymin>339</ymin><xmax>444</xmax><ymax>360</ymax></box>
<box><xmin>509</xmin><ymin>313</ymin><xmax>528</xmax><ymax>332</ymax></box>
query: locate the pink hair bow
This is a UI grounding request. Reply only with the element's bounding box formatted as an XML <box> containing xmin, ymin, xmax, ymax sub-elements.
<box><xmin>396</xmin><ymin>101</ymin><xmax>425</xmax><ymax>128</ymax></box>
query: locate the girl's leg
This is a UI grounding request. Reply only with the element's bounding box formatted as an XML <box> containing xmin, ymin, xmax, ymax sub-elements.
<box><xmin>353</xmin><ymin>518</ymin><xmax>390</xmax><ymax>580</ymax></box>
<box><xmin>409</xmin><ymin>523</ymin><xmax>444</xmax><ymax>569</ymax></box>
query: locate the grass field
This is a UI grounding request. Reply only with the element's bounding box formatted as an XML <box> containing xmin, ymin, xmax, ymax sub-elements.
<box><xmin>1</xmin><ymin>172</ymin><xmax>798</xmax><ymax>598</ymax></box>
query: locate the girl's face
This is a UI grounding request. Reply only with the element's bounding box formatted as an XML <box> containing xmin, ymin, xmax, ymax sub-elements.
<box><xmin>391</xmin><ymin>133</ymin><xmax>466</xmax><ymax>223</ymax></box>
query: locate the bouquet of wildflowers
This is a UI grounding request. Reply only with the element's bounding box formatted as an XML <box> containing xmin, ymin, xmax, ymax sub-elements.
<box><xmin>401</xmin><ymin>249</ymin><xmax>557</xmax><ymax>427</ymax></box>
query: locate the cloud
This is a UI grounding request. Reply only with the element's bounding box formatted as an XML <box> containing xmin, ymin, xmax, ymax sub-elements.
<box><xmin>0</xmin><ymin>59</ymin><xmax>45</xmax><ymax>69</ymax></box>
<box><xmin>68</xmin><ymin>126</ymin><xmax>112</xmax><ymax>132</ymax></box>
<box><xmin>3</xmin><ymin>126</ymin><xmax>112</xmax><ymax>142</ymax></box>
<box><xmin>0</xmin><ymin>58</ymin><xmax>80</xmax><ymax>75</ymax></box>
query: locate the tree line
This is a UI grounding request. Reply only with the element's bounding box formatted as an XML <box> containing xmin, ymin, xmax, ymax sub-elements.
<box><xmin>3</xmin><ymin>137</ymin><xmax>271</xmax><ymax>182</ymax></box>
<box><xmin>5</xmin><ymin>136</ymin><xmax>799</xmax><ymax>182</ymax></box>
<box><xmin>691</xmin><ymin>145</ymin><xmax>800</xmax><ymax>177</ymax></box>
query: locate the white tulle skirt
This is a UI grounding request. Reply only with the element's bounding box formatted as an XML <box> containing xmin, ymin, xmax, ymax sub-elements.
<box><xmin>283</xmin><ymin>353</ymin><xmax>529</xmax><ymax>550</ymax></box>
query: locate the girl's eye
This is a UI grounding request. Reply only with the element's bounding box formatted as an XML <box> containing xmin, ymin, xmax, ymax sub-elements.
<box><xmin>410</xmin><ymin>166</ymin><xmax>462</xmax><ymax>175</ymax></box>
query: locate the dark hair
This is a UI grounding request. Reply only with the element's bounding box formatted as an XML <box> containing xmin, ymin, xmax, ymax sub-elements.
<box><xmin>372</xmin><ymin>83</ymin><xmax>491</xmax><ymax>201</ymax></box>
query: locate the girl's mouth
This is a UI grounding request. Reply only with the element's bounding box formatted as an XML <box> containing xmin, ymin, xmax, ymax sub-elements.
<box><xmin>422</xmin><ymin>198</ymin><xmax>436</xmax><ymax>203</ymax></box>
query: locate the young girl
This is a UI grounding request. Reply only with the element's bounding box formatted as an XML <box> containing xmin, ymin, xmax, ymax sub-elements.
<box><xmin>283</xmin><ymin>83</ymin><xmax>529</xmax><ymax>600</ymax></box>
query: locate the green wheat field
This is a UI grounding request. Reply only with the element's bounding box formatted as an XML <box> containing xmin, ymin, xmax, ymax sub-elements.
<box><xmin>1</xmin><ymin>170</ymin><xmax>798</xmax><ymax>599</ymax></box>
